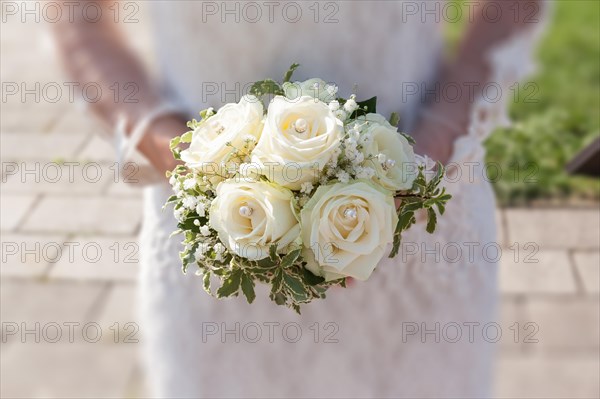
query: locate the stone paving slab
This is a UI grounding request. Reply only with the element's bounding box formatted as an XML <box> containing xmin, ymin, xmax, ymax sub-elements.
<box><xmin>77</xmin><ymin>133</ymin><xmax>149</xmax><ymax>165</ymax></box>
<box><xmin>0</xmin><ymin>280</ymin><xmax>106</xmax><ymax>328</ymax></box>
<box><xmin>49</xmin><ymin>110</ymin><xmax>106</xmax><ymax>137</ymax></box>
<box><xmin>1</xmin><ymin>161</ymin><xmax>115</xmax><ymax>195</ymax></box>
<box><xmin>495</xmin><ymin>354</ymin><xmax>600</xmax><ymax>398</ymax></box>
<box><xmin>499</xmin><ymin>249</ymin><xmax>577</xmax><ymax>295</ymax></box>
<box><xmin>505</xmin><ymin>209</ymin><xmax>600</xmax><ymax>250</ymax></box>
<box><xmin>95</xmin><ymin>284</ymin><xmax>140</xmax><ymax>341</ymax></box>
<box><xmin>524</xmin><ymin>298</ymin><xmax>600</xmax><ymax>353</ymax></box>
<box><xmin>1</xmin><ymin>132</ymin><xmax>90</xmax><ymax>161</ymax></box>
<box><xmin>0</xmin><ymin>233</ymin><xmax>67</xmax><ymax>278</ymax></box>
<box><xmin>0</xmin><ymin>342</ymin><xmax>138</xmax><ymax>399</ymax></box>
<box><xmin>105</xmin><ymin>179</ymin><xmax>145</xmax><ymax>198</ymax></box>
<box><xmin>48</xmin><ymin>236</ymin><xmax>139</xmax><ymax>282</ymax></box>
<box><xmin>573</xmin><ymin>251</ymin><xmax>600</xmax><ymax>294</ymax></box>
<box><xmin>495</xmin><ymin>209</ymin><xmax>506</xmax><ymax>248</ymax></box>
<box><xmin>498</xmin><ymin>298</ymin><xmax>528</xmax><ymax>353</ymax></box>
<box><xmin>0</xmin><ymin>194</ymin><xmax>39</xmax><ymax>231</ymax></box>
<box><xmin>0</xmin><ymin>105</ymin><xmax>66</xmax><ymax>134</ymax></box>
<box><xmin>21</xmin><ymin>196</ymin><xmax>142</xmax><ymax>235</ymax></box>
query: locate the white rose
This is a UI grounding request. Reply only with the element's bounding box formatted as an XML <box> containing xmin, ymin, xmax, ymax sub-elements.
<box><xmin>361</xmin><ymin>113</ymin><xmax>395</xmax><ymax>129</ymax></box>
<box><xmin>252</xmin><ymin>95</ymin><xmax>343</xmax><ymax>190</ymax></box>
<box><xmin>300</xmin><ymin>181</ymin><xmax>398</xmax><ymax>281</ymax></box>
<box><xmin>180</xmin><ymin>95</ymin><xmax>263</xmax><ymax>173</ymax></box>
<box><xmin>209</xmin><ymin>181</ymin><xmax>300</xmax><ymax>260</ymax></box>
<box><xmin>282</xmin><ymin>79</ymin><xmax>337</xmax><ymax>103</ymax></box>
<box><xmin>361</xmin><ymin>114</ymin><xmax>417</xmax><ymax>191</ymax></box>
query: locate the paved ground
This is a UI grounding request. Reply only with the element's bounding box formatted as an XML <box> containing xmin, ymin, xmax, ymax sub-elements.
<box><xmin>1</xmin><ymin>12</ymin><xmax>599</xmax><ymax>399</ymax></box>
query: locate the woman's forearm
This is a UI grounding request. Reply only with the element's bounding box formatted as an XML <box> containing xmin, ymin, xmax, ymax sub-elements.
<box><xmin>412</xmin><ymin>0</ymin><xmax>543</xmax><ymax>163</ymax></box>
<box><xmin>52</xmin><ymin>0</ymin><xmax>185</xmax><ymax>173</ymax></box>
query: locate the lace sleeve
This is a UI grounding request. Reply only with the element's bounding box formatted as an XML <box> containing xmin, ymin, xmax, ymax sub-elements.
<box><xmin>450</xmin><ymin>1</ymin><xmax>552</xmax><ymax>164</ymax></box>
<box><xmin>113</xmin><ymin>103</ymin><xmax>187</xmax><ymax>185</ymax></box>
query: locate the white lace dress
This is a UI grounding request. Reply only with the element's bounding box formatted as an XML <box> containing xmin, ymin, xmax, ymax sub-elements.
<box><xmin>135</xmin><ymin>2</ymin><xmax>546</xmax><ymax>397</ymax></box>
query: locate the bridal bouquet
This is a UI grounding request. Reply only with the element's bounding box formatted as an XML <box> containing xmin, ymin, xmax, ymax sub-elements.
<box><xmin>166</xmin><ymin>64</ymin><xmax>451</xmax><ymax>313</ymax></box>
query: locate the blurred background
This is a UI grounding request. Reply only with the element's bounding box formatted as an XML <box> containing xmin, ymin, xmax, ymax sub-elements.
<box><xmin>1</xmin><ymin>0</ymin><xmax>599</xmax><ymax>398</ymax></box>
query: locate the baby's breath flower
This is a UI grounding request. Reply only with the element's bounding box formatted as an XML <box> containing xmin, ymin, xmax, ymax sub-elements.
<box><xmin>200</xmin><ymin>225</ymin><xmax>211</xmax><ymax>236</ymax></box>
<box><xmin>214</xmin><ymin>243</ymin><xmax>226</xmax><ymax>261</ymax></box>
<box><xmin>328</xmin><ymin>100</ymin><xmax>340</xmax><ymax>112</ymax></box>
<box><xmin>298</xmin><ymin>195</ymin><xmax>309</xmax><ymax>207</ymax></box>
<box><xmin>334</xmin><ymin>109</ymin><xmax>348</xmax><ymax>121</ymax></box>
<box><xmin>326</xmin><ymin>84</ymin><xmax>338</xmax><ymax>96</ymax></box>
<box><xmin>195</xmin><ymin>242</ymin><xmax>212</xmax><ymax>261</ymax></box>
<box><xmin>336</xmin><ymin>170</ymin><xmax>350</xmax><ymax>184</ymax></box>
<box><xmin>344</xmin><ymin>145</ymin><xmax>358</xmax><ymax>160</ymax></box>
<box><xmin>355</xmin><ymin>166</ymin><xmax>376</xmax><ymax>179</ymax></box>
<box><xmin>182</xmin><ymin>196</ymin><xmax>198</xmax><ymax>209</ymax></box>
<box><xmin>359</xmin><ymin>131</ymin><xmax>373</xmax><ymax>146</ymax></box>
<box><xmin>300</xmin><ymin>181</ymin><xmax>314</xmax><ymax>194</ymax></box>
<box><xmin>195</xmin><ymin>202</ymin><xmax>207</xmax><ymax>217</ymax></box>
<box><xmin>174</xmin><ymin>207</ymin><xmax>185</xmax><ymax>222</ymax></box>
<box><xmin>351</xmin><ymin>151</ymin><xmax>365</xmax><ymax>165</ymax></box>
<box><xmin>332</xmin><ymin>146</ymin><xmax>342</xmax><ymax>159</ymax></box>
<box><xmin>349</xmin><ymin>128</ymin><xmax>360</xmax><ymax>142</ymax></box>
<box><xmin>183</xmin><ymin>178</ymin><xmax>197</xmax><ymax>190</ymax></box>
<box><xmin>344</xmin><ymin>96</ymin><xmax>358</xmax><ymax>113</ymax></box>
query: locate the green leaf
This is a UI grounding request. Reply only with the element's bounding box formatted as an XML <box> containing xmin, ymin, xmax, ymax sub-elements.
<box><xmin>301</xmin><ymin>267</ymin><xmax>325</xmax><ymax>286</ymax></box>
<box><xmin>427</xmin><ymin>162</ymin><xmax>445</xmax><ymax>191</ymax></box>
<box><xmin>199</xmin><ymin>108</ymin><xmax>214</xmax><ymax>120</ymax></box>
<box><xmin>271</xmin><ymin>269</ymin><xmax>283</xmax><ymax>294</ymax></box>
<box><xmin>281</xmin><ymin>249</ymin><xmax>302</xmax><ymax>269</ymax></box>
<box><xmin>390</xmin><ymin>210</ymin><xmax>415</xmax><ymax>258</ymax></box>
<box><xmin>180</xmin><ymin>131</ymin><xmax>193</xmax><ymax>143</ymax></box>
<box><xmin>398</xmin><ymin>210</ymin><xmax>415</xmax><ymax>231</ymax></box>
<box><xmin>177</xmin><ymin>216</ymin><xmax>200</xmax><ymax>233</ymax></box>
<box><xmin>400</xmin><ymin>132</ymin><xmax>416</xmax><ymax>145</ymax></box>
<box><xmin>249</xmin><ymin>79</ymin><xmax>284</xmax><ymax>98</ymax></box>
<box><xmin>356</xmin><ymin>96</ymin><xmax>377</xmax><ymax>113</ymax></box>
<box><xmin>426</xmin><ymin>207</ymin><xmax>437</xmax><ymax>234</ymax></box>
<box><xmin>216</xmin><ymin>269</ymin><xmax>242</xmax><ymax>298</ymax></box>
<box><xmin>202</xmin><ymin>271</ymin><xmax>212</xmax><ymax>295</ymax></box>
<box><xmin>255</xmin><ymin>256</ymin><xmax>277</xmax><ymax>269</ymax></box>
<box><xmin>240</xmin><ymin>273</ymin><xmax>256</xmax><ymax>304</ymax></box>
<box><xmin>283</xmin><ymin>63</ymin><xmax>300</xmax><ymax>83</ymax></box>
<box><xmin>291</xmin><ymin>290</ymin><xmax>309</xmax><ymax>303</ymax></box>
<box><xmin>269</xmin><ymin>245</ymin><xmax>279</xmax><ymax>262</ymax></box>
<box><xmin>389</xmin><ymin>112</ymin><xmax>400</xmax><ymax>127</ymax></box>
<box><xmin>169</xmin><ymin>136</ymin><xmax>181</xmax><ymax>151</ymax></box>
<box><xmin>402</xmin><ymin>201</ymin><xmax>424</xmax><ymax>213</ymax></box>
<box><xmin>283</xmin><ymin>273</ymin><xmax>306</xmax><ymax>296</ymax></box>
<box><xmin>273</xmin><ymin>292</ymin><xmax>286</xmax><ymax>305</ymax></box>
<box><xmin>164</xmin><ymin>195</ymin><xmax>178</xmax><ymax>204</ymax></box>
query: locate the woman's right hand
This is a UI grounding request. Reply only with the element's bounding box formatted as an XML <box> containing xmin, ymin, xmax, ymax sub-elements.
<box><xmin>137</xmin><ymin>115</ymin><xmax>189</xmax><ymax>177</ymax></box>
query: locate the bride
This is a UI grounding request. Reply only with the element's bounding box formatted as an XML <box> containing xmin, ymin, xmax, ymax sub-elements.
<box><xmin>53</xmin><ymin>1</ymin><xmax>546</xmax><ymax>397</ymax></box>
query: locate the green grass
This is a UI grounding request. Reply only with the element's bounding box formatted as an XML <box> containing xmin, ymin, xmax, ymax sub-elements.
<box><xmin>483</xmin><ymin>0</ymin><xmax>600</xmax><ymax>205</ymax></box>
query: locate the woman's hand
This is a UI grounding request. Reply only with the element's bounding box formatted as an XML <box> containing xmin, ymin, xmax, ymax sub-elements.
<box><xmin>137</xmin><ymin>115</ymin><xmax>188</xmax><ymax>176</ymax></box>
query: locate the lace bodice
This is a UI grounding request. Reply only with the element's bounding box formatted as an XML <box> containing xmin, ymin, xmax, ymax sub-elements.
<box><xmin>148</xmin><ymin>1</ymin><xmax>443</xmax><ymax>124</ymax></box>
